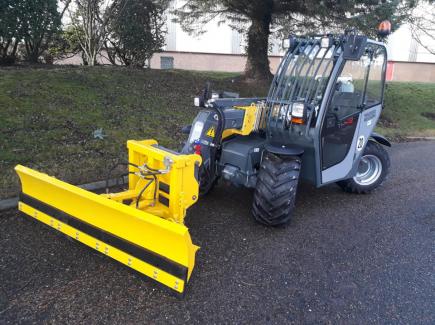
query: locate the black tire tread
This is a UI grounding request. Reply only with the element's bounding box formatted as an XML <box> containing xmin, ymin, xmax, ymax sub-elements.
<box><xmin>252</xmin><ymin>152</ymin><xmax>301</xmax><ymax>226</ymax></box>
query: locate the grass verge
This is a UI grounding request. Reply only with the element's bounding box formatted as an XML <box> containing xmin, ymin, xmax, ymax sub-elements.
<box><xmin>0</xmin><ymin>66</ymin><xmax>434</xmax><ymax>199</ymax></box>
<box><xmin>377</xmin><ymin>82</ymin><xmax>435</xmax><ymax>138</ymax></box>
<box><xmin>0</xmin><ymin>66</ymin><xmax>267</xmax><ymax>199</ymax></box>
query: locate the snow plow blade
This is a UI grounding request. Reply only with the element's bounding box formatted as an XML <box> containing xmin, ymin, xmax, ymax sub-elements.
<box><xmin>15</xmin><ymin>140</ymin><xmax>202</xmax><ymax>295</ymax></box>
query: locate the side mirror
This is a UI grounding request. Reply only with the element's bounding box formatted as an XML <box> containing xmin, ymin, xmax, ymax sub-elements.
<box><xmin>194</xmin><ymin>82</ymin><xmax>212</xmax><ymax>107</ymax></box>
<box><xmin>193</xmin><ymin>83</ymin><xmax>239</xmax><ymax>107</ymax></box>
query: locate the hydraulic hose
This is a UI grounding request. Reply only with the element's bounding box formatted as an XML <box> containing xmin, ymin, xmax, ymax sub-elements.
<box><xmin>135</xmin><ymin>174</ymin><xmax>158</xmax><ymax>209</ymax></box>
<box><xmin>105</xmin><ymin>161</ymin><xmax>139</xmax><ymax>193</ymax></box>
<box><xmin>200</xmin><ymin>103</ymin><xmax>225</xmax><ymax>194</ymax></box>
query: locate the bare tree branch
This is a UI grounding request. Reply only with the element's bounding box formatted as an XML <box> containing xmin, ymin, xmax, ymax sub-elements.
<box><xmin>66</xmin><ymin>0</ymin><xmax>120</xmax><ymax>65</ymax></box>
<box><xmin>408</xmin><ymin>3</ymin><xmax>435</xmax><ymax>55</ymax></box>
<box><xmin>60</xmin><ymin>0</ymin><xmax>73</xmax><ymax>19</ymax></box>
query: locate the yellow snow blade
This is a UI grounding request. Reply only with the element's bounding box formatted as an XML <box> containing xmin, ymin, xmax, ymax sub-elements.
<box><xmin>15</xmin><ymin>161</ymin><xmax>199</xmax><ymax>295</ymax></box>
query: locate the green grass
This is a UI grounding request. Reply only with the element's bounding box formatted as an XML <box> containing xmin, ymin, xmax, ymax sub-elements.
<box><xmin>0</xmin><ymin>66</ymin><xmax>434</xmax><ymax>199</ymax></box>
<box><xmin>377</xmin><ymin>82</ymin><xmax>435</xmax><ymax>137</ymax></box>
<box><xmin>0</xmin><ymin>66</ymin><xmax>267</xmax><ymax>199</ymax></box>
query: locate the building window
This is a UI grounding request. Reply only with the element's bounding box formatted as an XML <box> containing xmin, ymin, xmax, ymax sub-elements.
<box><xmin>161</xmin><ymin>56</ymin><xmax>174</xmax><ymax>69</ymax></box>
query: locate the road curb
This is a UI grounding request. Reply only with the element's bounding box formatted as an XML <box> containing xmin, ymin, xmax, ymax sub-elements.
<box><xmin>405</xmin><ymin>136</ymin><xmax>435</xmax><ymax>141</ymax></box>
<box><xmin>0</xmin><ymin>176</ymin><xmax>128</xmax><ymax>212</ymax></box>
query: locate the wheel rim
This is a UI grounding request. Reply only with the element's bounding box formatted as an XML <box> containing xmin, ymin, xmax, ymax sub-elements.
<box><xmin>353</xmin><ymin>154</ymin><xmax>383</xmax><ymax>186</ymax></box>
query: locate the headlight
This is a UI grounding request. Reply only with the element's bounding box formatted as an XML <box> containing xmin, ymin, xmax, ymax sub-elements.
<box><xmin>282</xmin><ymin>38</ymin><xmax>291</xmax><ymax>49</ymax></box>
<box><xmin>291</xmin><ymin>102</ymin><xmax>305</xmax><ymax>118</ymax></box>
<box><xmin>273</xmin><ymin>103</ymin><xmax>306</xmax><ymax>125</ymax></box>
<box><xmin>320</xmin><ymin>36</ymin><xmax>332</xmax><ymax>48</ymax></box>
<box><xmin>278</xmin><ymin>105</ymin><xmax>291</xmax><ymax>120</ymax></box>
<box><xmin>189</xmin><ymin>121</ymin><xmax>204</xmax><ymax>143</ymax></box>
<box><xmin>211</xmin><ymin>92</ymin><xmax>220</xmax><ymax>99</ymax></box>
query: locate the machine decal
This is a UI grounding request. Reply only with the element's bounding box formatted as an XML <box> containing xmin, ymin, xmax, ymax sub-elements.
<box><xmin>356</xmin><ymin>135</ymin><xmax>365</xmax><ymax>151</ymax></box>
<box><xmin>364</xmin><ymin>110</ymin><xmax>376</xmax><ymax>121</ymax></box>
<box><xmin>206</xmin><ymin>126</ymin><xmax>216</xmax><ymax>138</ymax></box>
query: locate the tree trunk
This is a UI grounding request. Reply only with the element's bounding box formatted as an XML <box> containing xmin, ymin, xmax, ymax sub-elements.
<box><xmin>104</xmin><ymin>41</ymin><xmax>118</xmax><ymax>65</ymax></box>
<box><xmin>1</xmin><ymin>39</ymin><xmax>12</xmax><ymax>58</ymax></box>
<box><xmin>81</xmin><ymin>52</ymin><xmax>89</xmax><ymax>65</ymax></box>
<box><xmin>244</xmin><ymin>12</ymin><xmax>273</xmax><ymax>81</ymax></box>
<box><xmin>86</xmin><ymin>52</ymin><xmax>97</xmax><ymax>66</ymax></box>
<box><xmin>25</xmin><ymin>38</ymin><xmax>44</xmax><ymax>63</ymax></box>
<box><xmin>26</xmin><ymin>43</ymin><xmax>40</xmax><ymax>63</ymax></box>
<box><xmin>11</xmin><ymin>39</ymin><xmax>19</xmax><ymax>57</ymax></box>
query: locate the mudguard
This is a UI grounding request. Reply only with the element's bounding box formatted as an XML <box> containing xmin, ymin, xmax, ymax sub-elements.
<box><xmin>371</xmin><ymin>132</ymin><xmax>392</xmax><ymax>147</ymax></box>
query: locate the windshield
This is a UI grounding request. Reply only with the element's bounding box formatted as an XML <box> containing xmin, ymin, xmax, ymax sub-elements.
<box><xmin>267</xmin><ymin>42</ymin><xmax>340</xmax><ymax>128</ymax></box>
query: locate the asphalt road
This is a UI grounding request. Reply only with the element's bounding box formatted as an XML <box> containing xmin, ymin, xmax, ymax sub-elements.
<box><xmin>1</xmin><ymin>141</ymin><xmax>434</xmax><ymax>324</ymax></box>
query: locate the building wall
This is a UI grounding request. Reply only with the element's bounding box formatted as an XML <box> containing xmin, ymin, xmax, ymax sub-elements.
<box><xmin>388</xmin><ymin>61</ymin><xmax>435</xmax><ymax>82</ymax></box>
<box><xmin>165</xmin><ymin>0</ymin><xmax>239</xmax><ymax>54</ymax></box>
<box><xmin>386</xmin><ymin>23</ymin><xmax>435</xmax><ymax>63</ymax></box>
<box><xmin>150</xmin><ymin>51</ymin><xmax>282</xmax><ymax>73</ymax></box>
<box><xmin>149</xmin><ymin>51</ymin><xmax>435</xmax><ymax>83</ymax></box>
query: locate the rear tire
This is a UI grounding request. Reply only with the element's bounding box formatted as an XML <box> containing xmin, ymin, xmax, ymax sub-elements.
<box><xmin>337</xmin><ymin>141</ymin><xmax>390</xmax><ymax>194</ymax></box>
<box><xmin>252</xmin><ymin>152</ymin><xmax>301</xmax><ymax>226</ymax></box>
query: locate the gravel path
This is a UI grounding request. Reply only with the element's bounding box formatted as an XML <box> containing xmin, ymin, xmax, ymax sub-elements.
<box><xmin>1</xmin><ymin>141</ymin><xmax>434</xmax><ymax>324</ymax></box>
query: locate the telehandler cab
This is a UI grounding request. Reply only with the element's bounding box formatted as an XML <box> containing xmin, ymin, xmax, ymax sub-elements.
<box><xmin>15</xmin><ymin>29</ymin><xmax>391</xmax><ymax>295</ymax></box>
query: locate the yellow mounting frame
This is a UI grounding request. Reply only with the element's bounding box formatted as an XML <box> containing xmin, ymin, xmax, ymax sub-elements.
<box><xmin>15</xmin><ymin>140</ymin><xmax>202</xmax><ymax>295</ymax></box>
<box><xmin>103</xmin><ymin>139</ymin><xmax>201</xmax><ymax>224</ymax></box>
<box><xmin>222</xmin><ymin>104</ymin><xmax>259</xmax><ymax>139</ymax></box>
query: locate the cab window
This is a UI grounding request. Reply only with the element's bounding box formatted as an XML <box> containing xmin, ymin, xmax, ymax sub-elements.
<box><xmin>364</xmin><ymin>45</ymin><xmax>386</xmax><ymax>107</ymax></box>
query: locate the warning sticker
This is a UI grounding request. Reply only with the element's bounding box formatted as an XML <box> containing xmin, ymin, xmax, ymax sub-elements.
<box><xmin>206</xmin><ymin>126</ymin><xmax>215</xmax><ymax>138</ymax></box>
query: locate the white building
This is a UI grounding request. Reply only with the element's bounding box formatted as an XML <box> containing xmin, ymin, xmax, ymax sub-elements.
<box><xmin>165</xmin><ymin>1</ymin><xmax>281</xmax><ymax>56</ymax></box>
<box><xmin>164</xmin><ymin>1</ymin><xmax>435</xmax><ymax>63</ymax></box>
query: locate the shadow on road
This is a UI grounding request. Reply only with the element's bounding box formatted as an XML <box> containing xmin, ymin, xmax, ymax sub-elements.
<box><xmin>1</xmin><ymin>141</ymin><xmax>434</xmax><ymax>324</ymax></box>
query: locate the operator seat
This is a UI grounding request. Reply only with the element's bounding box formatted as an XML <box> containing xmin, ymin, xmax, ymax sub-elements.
<box><xmin>330</xmin><ymin>80</ymin><xmax>362</xmax><ymax>120</ymax></box>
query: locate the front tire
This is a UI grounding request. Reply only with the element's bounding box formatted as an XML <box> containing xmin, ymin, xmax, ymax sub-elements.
<box><xmin>337</xmin><ymin>141</ymin><xmax>390</xmax><ymax>194</ymax></box>
<box><xmin>252</xmin><ymin>152</ymin><xmax>301</xmax><ymax>226</ymax></box>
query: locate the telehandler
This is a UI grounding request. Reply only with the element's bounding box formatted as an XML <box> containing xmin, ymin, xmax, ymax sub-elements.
<box><xmin>15</xmin><ymin>27</ymin><xmax>391</xmax><ymax>295</ymax></box>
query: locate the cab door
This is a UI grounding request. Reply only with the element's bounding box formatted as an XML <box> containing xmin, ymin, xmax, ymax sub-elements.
<box><xmin>319</xmin><ymin>43</ymin><xmax>387</xmax><ymax>184</ymax></box>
